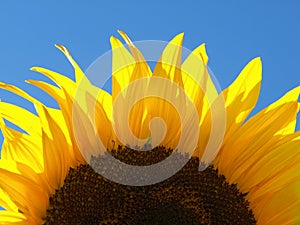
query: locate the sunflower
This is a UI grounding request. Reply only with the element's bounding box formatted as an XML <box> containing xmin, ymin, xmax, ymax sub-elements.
<box><xmin>0</xmin><ymin>31</ymin><xmax>299</xmax><ymax>225</ymax></box>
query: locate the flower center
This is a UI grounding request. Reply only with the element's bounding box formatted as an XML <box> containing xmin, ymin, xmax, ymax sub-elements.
<box><xmin>43</xmin><ymin>146</ymin><xmax>256</xmax><ymax>225</ymax></box>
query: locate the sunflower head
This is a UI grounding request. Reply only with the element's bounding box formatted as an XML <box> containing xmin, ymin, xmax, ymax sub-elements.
<box><xmin>0</xmin><ymin>31</ymin><xmax>299</xmax><ymax>225</ymax></box>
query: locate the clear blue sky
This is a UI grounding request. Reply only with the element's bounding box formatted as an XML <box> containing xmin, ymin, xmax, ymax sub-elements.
<box><xmin>0</xmin><ymin>0</ymin><xmax>299</xmax><ymax>142</ymax></box>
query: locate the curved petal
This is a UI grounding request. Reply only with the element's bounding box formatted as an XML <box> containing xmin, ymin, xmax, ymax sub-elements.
<box><xmin>181</xmin><ymin>43</ymin><xmax>220</xmax><ymax>158</ymax></box>
<box><xmin>153</xmin><ymin>33</ymin><xmax>184</xmax><ymax>87</ymax></box>
<box><xmin>222</xmin><ymin>57</ymin><xmax>262</xmax><ymax>138</ymax></box>
<box><xmin>117</xmin><ymin>30</ymin><xmax>152</xmax><ymax>82</ymax></box>
<box><xmin>110</xmin><ymin>36</ymin><xmax>136</xmax><ymax>100</ymax></box>
<box><xmin>55</xmin><ymin>44</ymin><xmax>86</xmax><ymax>83</ymax></box>
<box><xmin>40</xmin><ymin>106</ymin><xmax>71</xmax><ymax>191</ymax></box>
<box><xmin>0</xmin><ymin>102</ymin><xmax>40</xmax><ymax>136</ymax></box>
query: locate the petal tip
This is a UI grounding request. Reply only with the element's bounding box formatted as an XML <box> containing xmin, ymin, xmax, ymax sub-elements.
<box><xmin>169</xmin><ymin>33</ymin><xmax>184</xmax><ymax>46</ymax></box>
<box><xmin>110</xmin><ymin>36</ymin><xmax>123</xmax><ymax>49</ymax></box>
<box><xmin>253</xmin><ymin>56</ymin><xmax>262</xmax><ymax>64</ymax></box>
<box><xmin>117</xmin><ymin>29</ymin><xmax>125</xmax><ymax>36</ymax></box>
<box><xmin>54</xmin><ymin>44</ymin><xmax>65</xmax><ymax>51</ymax></box>
<box><xmin>55</xmin><ymin>44</ymin><xmax>72</xmax><ymax>58</ymax></box>
<box><xmin>30</xmin><ymin>66</ymin><xmax>38</xmax><ymax>71</ymax></box>
<box><xmin>177</xmin><ymin>32</ymin><xmax>184</xmax><ymax>38</ymax></box>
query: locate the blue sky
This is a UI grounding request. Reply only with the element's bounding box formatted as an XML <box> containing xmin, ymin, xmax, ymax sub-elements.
<box><xmin>0</xmin><ymin>0</ymin><xmax>299</xmax><ymax>144</ymax></box>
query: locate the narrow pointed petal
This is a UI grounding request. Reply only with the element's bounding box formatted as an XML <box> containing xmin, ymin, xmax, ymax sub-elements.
<box><xmin>55</xmin><ymin>44</ymin><xmax>87</xmax><ymax>83</ymax></box>
<box><xmin>86</xmin><ymin>91</ymin><xmax>115</xmax><ymax>151</ymax></box>
<box><xmin>153</xmin><ymin>33</ymin><xmax>184</xmax><ymax>87</ymax></box>
<box><xmin>0</xmin><ymin>101</ymin><xmax>40</xmax><ymax>136</ymax></box>
<box><xmin>0</xmin><ymin>83</ymin><xmax>39</xmax><ymax>106</ymax></box>
<box><xmin>110</xmin><ymin>36</ymin><xmax>136</xmax><ymax>100</ymax></box>
<box><xmin>26</xmin><ymin>80</ymin><xmax>65</xmax><ymax>107</ymax></box>
<box><xmin>27</xmin><ymin>78</ymin><xmax>75</xmax><ymax>137</ymax></box>
<box><xmin>181</xmin><ymin>43</ymin><xmax>218</xmax><ymax>119</ymax></box>
<box><xmin>117</xmin><ymin>30</ymin><xmax>152</xmax><ymax>81</ymax></box>
<box><xmin>222</xmin><ymin>57</ymin><xmax>262</xmax><ymax>137</ymax></box>
<box><xmin>196</xmin><ymin>43</ymin><xmax>208</xmax><ymax>65</ymax></box>
<box><xmin>181</xmin><ymin>43</ymin><xmax>220</xmax><ymax>159</ymax></box>
<box><xmin>30</xmin><ymin>67</ymin><xmax>77</xmax><ymax>97</ymax></box>
<box><xmin>269</xmin><ymin>86</ymin><xmax>300</xmax><ymax>135</ymax></box>
<box><xmin>0</xmin><ymin>83</ymin><xmax>55</xmax><ymax>138</ymax></box>
<box><xmin>40</xmin><ymin>106</ymin><xmax>71</xmax><ymax>191</ymax></box>
<box><xmin>28</xmin><ymin>70</ymin><xmax>91</xmax><ymax>164</ymax></box>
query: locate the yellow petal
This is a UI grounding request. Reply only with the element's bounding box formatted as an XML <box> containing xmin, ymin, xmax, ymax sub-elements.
<box><xmin>181</xmin><ymin>43</ymin><xmax>218</xmax><ymax>121</ymax></box>
<box><xmin>225</xmin><ymin>87</ymin><xmax>300</xmax><ymax>183</ymax></box>
<box><xmin>72</xmin><ymin>96</ymin><xmax>108</xmax><ymax>160</ymax></box>
<box><xmin>256</xmin><ymin>180</ymin><xmax>300</xmax><ymax>225</ymax></box>
<box><xmin>198</xmin><ymin>96</ymin><xmax>227</xmax><ymax>166</ymax></box>
<box><xmin>217</xmin><ymin>85</ymin><xmax>300</xmax><ymax>171</ymax></box>
<box><xmin>215</xmin><ymin>101</ymin><xmax>298</xmax><ymax>182</ymax></box>
<box><xmin>26</xmin><ymin>80</ymin><xmax>65</xmax><ymax>107</ymax></box>
<box><xmin>55</xmin><ymin>44</ymin><xmax>86</xmax><ymax>83</ymax></box>
<box><xmin>25</xmin><ymin>80</ymin><xmax>73</xmax><ymax>140</ymax></box>
<box><xmin>114</xmin><ymin>76</ymin><xmax>198</xmax><ymax>150</ymax></box>
<box><xmin>86</xmin><ymin>92</ymin><xmax>115</xmax><ymax>151</ymax></box>
<box><xmin>0</xmin><ymin>169</ymin><xmax>48</xmax><ymax>224</ymax></box>
<box><xmin>0</xmin><ymin>83</ymin><xmax>37</xmax><ymax>104</ymax></box>
<box><xmin>30</xmin><ymin>67</ymin><xmax>77</xmax><ymax>98</ymax></box>
<box><xmin>248</xmin><ymin>142</ymin><xmax>300</xmax><ymax>207</ymax></box>
<box><xmin>40</xmin><ymin>106</ymin><xmax>70</xmax><ymax>191</ymax></box>
<box><xmin>110</xmin><ymin>36</ymin><xmax>136</xmax><ymax>100</ymax></box>
<box><xmin>269</xmin><ymin>86</ymin><xmax>300</xmax><ymax>135</ymax></box>
<box><xmin>27</xmin><ymin>73</ymin><xmax>87</xmax><ymax>164</ymax></box>
<box><xmin>0</xmin><ymin>121</ymin><xmax>43</xmax><ymax>173</ymax></box>
<box><xmin>0</xmin><ymin>211</ymin><xmax>29</xmax><ymax>225</ymax></box>
<box><xmin>0</xmin><ymin>82</ymin><xmax>57</xmax><ymax>139</ymax></box>
<box><xmin>117</xmin><ymin>30</ymin><xmax>146</xmax><ymax>62</ymax></box>
<box><xmin>61</xmin><ymin>90</ymin><xmax>87</xmax><ymax>164</ymax></box>
<box><xmin>181</xmin><ymin>43</ymin><xmax>221</xmax><ymax>160</ymax></box>
<box><xmin>196</xmin><ymin>43</ymin><xmax>208</xmax><ymax>65</ymax></box>
<box><xmin>0</xmin><ymin>187</ymin><xmax>18</xmax><ymax>213</ymax></box>
<box><xmin>46</xmin><ymin>107</ymin><xmax>72</xmax><ymax>145</ymax></box>
<box><xmin>0</xmin><ymin>101</ymin><xmax>40</xmax><ymax>136</ymax></box>
<box><xmin>222</xmin><ymin>57</ymin><xmax>262</xmax><ymax>137</ymax></box>
<box><xmin>236</xmin><ymin>130</ymin><xmax>300</xmax><ymax>192</ymax></box>
<box><xmin>30</xmin><ymin>57</ymin><xmax>96</xmax><ymax>118</ymax></box>
<box><xmin>27</xmin><ymin>78</ymin><xmax>76</xmax><ymax>142</ymax></box>
<box><xmin>117</xmin><ymin>30</ymin><xmax>152</xmax><ymax>82</ymax></box>
<box><xmin>153</xmin><ymin>33</ymin><xmax>184</xmax><ymax>87</ymax></box>
<box><xmin>0</xmin><ymin>160</ymin><xmax>20</xmax><ymax>175</ymax></box>
<box><xmin>0</xmin><ymin>160</ymin><xmax>49</xmax><ymax>213</ymax></box>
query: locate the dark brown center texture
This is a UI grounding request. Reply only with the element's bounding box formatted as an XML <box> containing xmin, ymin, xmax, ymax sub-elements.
<box><xmin>43</xmin><ymin>146</ymin><xmax>256</xmax><ymax>225</ymax></box>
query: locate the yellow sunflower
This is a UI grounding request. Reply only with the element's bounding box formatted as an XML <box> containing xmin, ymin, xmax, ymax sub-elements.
<box><xmin>0</xmin><ymin>31</ymin><xmax>299</xmax><ymax>224</ymax></box>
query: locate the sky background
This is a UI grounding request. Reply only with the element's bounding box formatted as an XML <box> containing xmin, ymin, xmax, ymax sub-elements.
<box><xmin>0</xmin><ymin>1</ymin><xmax>299</xmax><ymax>154</ymax></box>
